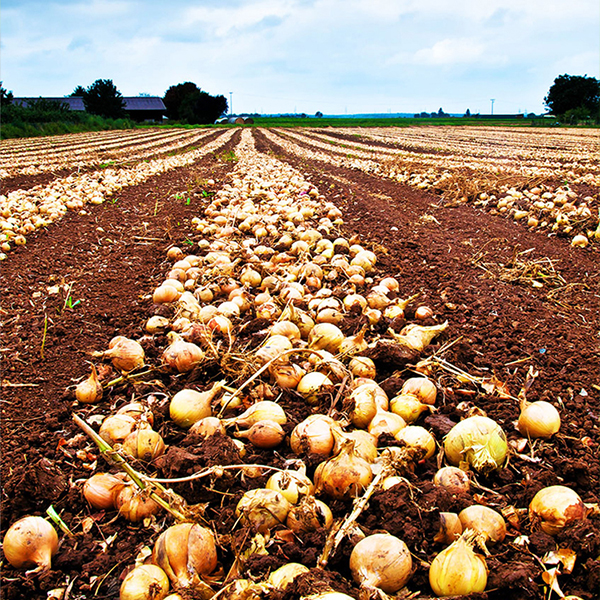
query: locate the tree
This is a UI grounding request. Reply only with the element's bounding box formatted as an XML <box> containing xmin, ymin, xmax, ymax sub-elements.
<box><xmin>82</xmin><ymin>79</ymin><xmax>126</xmax><ymax>118</ymax></box>
<box><xmin>71</xmin><ymin>86</ymin><xmax>86</xmax><ymax>97</ymax></box>
<box><xmin>1</xmin><ymin>82</ymin><xmax>14</xmax><ymax>104</ymax></box>
<box><xmin>464</xmin><ymin>108</ymin><xmax>471</xmax><ymax>117</ymax></box>
<box><xmin>315</xmin><ymin>111</ymin><xmax>323</xmax><ymax>118</ymax></box>
<box><xmin>164</xmin><ymin>82</ymin><xmax>228</xmax><ymax>124</ymax></box>
<box><xmin>544</xmin><ymin>74</ymin><xmax>599</xmax><ymax>118</ymax></box>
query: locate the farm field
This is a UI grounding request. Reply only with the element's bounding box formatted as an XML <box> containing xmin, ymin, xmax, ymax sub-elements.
<box><xmin>1</xmin><ymin>126</ymin><xmax>598</xmax><ymax>600</ymax></box>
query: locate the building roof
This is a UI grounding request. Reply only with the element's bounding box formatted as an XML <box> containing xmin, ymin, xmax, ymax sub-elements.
<box><xmin>12</xmin><ymin>96</ymin><xmax>166</xmax><ymax>112</ymax></box>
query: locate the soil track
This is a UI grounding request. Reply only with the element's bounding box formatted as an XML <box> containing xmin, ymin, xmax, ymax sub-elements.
<box><xmin>1</xmin><ymin>127</ymin><xmax>598</xmax><ymax>600</ymax></box>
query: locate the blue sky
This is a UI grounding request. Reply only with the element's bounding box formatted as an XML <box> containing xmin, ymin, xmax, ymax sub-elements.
<box><xmin>2</xmin><ymin>0</ymin><xmax>598</xmax><ymax>115</ymax></box>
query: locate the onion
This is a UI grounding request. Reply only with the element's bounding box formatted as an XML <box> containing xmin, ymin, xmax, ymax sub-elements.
<box><xmin>429</xmin><ymin>531</ymin><xmax>488</xmax><ymax>596</ymax></box>
<box><xmin>301</xmin><ymin>593</ymin><xmax>355</xmax><ymax>600</ymax></box>
<box><xmin>390</xmin><ymin>393</ymin><xmax>431</xmax><ymax>423</ymax></box>
<box><xmin>290</xmin><ymin>414</ymin><xmax>340</xmax><ymax>456</ymax></box>
<box><xmin>268</xmin><ymin>563</ymin><xmax>310</xmax><ymax>590</ymax></box>
<box><xmin>529</xmin><ymin>485</ymin><xmax>587</xmax><ymax>535</ymax></box>
<box><xmin>122</xmin><ymin>428</ymin><xmax>166</xmax><ymax>461</ymax></box>
<box><xmin>308</xmin><ymin>322</ymin><xmax>344</xmax><ymax>352</ymax></box>
<box><xmin>348</xmin><ymin>384</ymin><xmax>378</xmax><ymax>428</ymax></box>
<box><xmin>335</xmin><ymin>430</ymin><xmax>378</xmax><ymax>463</ymax></box>
<box><xmin>266</xmin><ymin>466</ymin><xmax>315</xmax><ymax>504</ymax></box>
<box><xmin>518</xmin><ymin>400</ymin><xmax>560</xmax><ymax>438</ymax></box>
<box><xmin>296</xmin><ymin>371</ymin><xmax>333</xmax><ymax>405</ymax></box>
<box><xmin>434</xmin><ymin>512</ymin><xmax>463</xmax><ymax>544</ymax></box>
<box><xmin>444</xmin><ymin>416</ymin><xmax>508</xmax><ymax>472</ymax></box>
<box><xmin>189</xmin><ymin>416</ymin><xmax>226</xmax><ymax>438</ymax></box>
<box><xmin>287</xmin><ymin>496</ymin><xmax>334</xmax><ymax>534</ymax></box>
<box><xmin>395</xmin><ymin>425</ymin><xmax>436</xmax><ymax>459</ymax></box>
<box><xmin>433</xmin><ymin>466</ymin><xmax>470</xmax><ymax>492</ymax></box>
<box><xmin>339</xmin><ymin>327</ymin><xmax>368</xmax><ymax>356</ymax></box>
<box><xmin>458</xmin><ymin>505</ymin><xmax>506</xmax><ymax>545</ymax></box>
<box><xmin>349</xmin><ymin>533</ymin><xmax>412</xmax><ymax>593</ymax></box>
<box><xmin>162</xmin><ymin>332</ymin><xmax>204</xmax><ymax>373</ymax></box>
<box><xmin>120</xmin><ymin>564</ymin><xmax>170</xmax><ymax>600</ymax></box>
<box><xmin>146</xmin><ymin>315</ymin><xmax>170</xmax><ymax>334</ymax></box>
<box><xmin>75</xmin><ymin>364</ymin><xmax>103</xmax><ymax>404</ymax></box>
<box><xmin>97</xmin><ymin>336</ymin><xmax>145</xmax><ymax>372</ymax></box>
<box><xmin>368</xmin><ymin>410</ymin><xmax>407</xmax><ymax>438</ymax></box>
<box><xmin>114</xmin><ymin>486</ymin><xmax>161</xmax><ymax>522</ymax></box>
<box><xmin>99</xmin><ymin>414</ymin><xmax>143</xmax><ymax>445</ymax></box>
<box><xmin>235</xmin><ymin>488</ymin><xmax>291</xmax><ymax>533</ymax></box>
<box><xmin>314</xmin><ymin>439</ymin><xmax>373</xmax><ymax>500</ymax></box>
<box><xmin>169</xmin><ymin>381</ymin><xmax>223</xmax><ymax>428</ymax></box>
<box><xmin>153</xmin><ymin>284</ymin><xmax>181</xmax><ymax>304</ymax></box>
<box><xmin>401</xmin><ymin>376</ymin><xmax>437</xmax><ymax>405</ymax></box>
<box><xmin>83</xmin><ymin>472</ymin><xmax>128</xmax><ymax>509</ymax></box>
<box><xmin>271</xmin><ymin>362</ymin><xmax>305</xmax><ymax>389</ymax></box>
<box><xmin>223</xmin><ymin>400</ymin><xmax>287</xmax><ymax>428</ymax></box>
<box><xmin>270</xmin><ymin>320</ymin><xmax>301</xmax><ymax>340</ymax></box>
<box><xmin>349</xmin><ymin>356</ymin><xmax>376</xmax><ymax>379</ymax></box>
<box><xmin>152</xmin><ymin>523</ymin><xmax>218</xmax><ymax>588</ymax></box>
<box><xmin>236</xmin><ymin>419</ymin><xmax>285</xmax><ymax>448</ymax></box>
<box><xmin>415</xmin><ymin>305</ymin><xmax>434</xmax><ymax>320</ymax></box>
<box><xmin>2</xmin><ymin>516</ymin><xmax>58</xmax><ymax>572</ymax></box>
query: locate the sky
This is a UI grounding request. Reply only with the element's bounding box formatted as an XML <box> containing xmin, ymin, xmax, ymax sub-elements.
<box><xmin>2</xmin><ymin>0</ymin><xmax>599</xmax><ymax>116</ymax></box>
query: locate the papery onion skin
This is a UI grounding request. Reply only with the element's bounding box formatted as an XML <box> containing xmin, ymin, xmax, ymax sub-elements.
<box><xmin>236</xmin><ymin>419</ymin><xmax>285</xmax><ymax>449</ymax></box>
<box><xmin>83</xmin><ymin>472</ymin><xmax>128</xmax><ymax>510</ymax></box>
<box><xmin>266</xmin><ymin>468</ymin><xmax>315</xmax><ymax>504</ymax></box>
<box><xmin>115</xmin><ymin>486</ymin><xmax>162</xmax><ymax>522</ymax></box>
<box><xmin>104</xmin><ymin>337</ymin><xmax>145</xmax><ymax>372</ymax></box>
<box><xmin>395</xmin><ymin>425</ymin><xmax>436</xmax><ymax>459</ymax></box>
<box><xmin>290</xmin><ymin>414</ymin><xmax>339</xmax><ymax>456</ymax></box>
<box><xmin>458</xmin><ymin>505</ymin><xmax>506</xmax><ymax>544</ymax></box>
<box><xmin>433</xmin><ymin>466</ymin><xmax>470</xmax><ymax>492</ymax></box>
<box><xmin>122</xmin><ymin>428</ymin><xmax>166</xmax><ymax>461</ymax></box>
<box><xmin>268</xmin><ymin>563</ymin><xmax>310</xmax><ymax>590</ymax></box>
<box><xmin>287</xmin><ymin>496</ymin><xmax>333</xmax><ymax>534</ymax></box>
<box><xmin>518</xmin><ymin>400</ymin><xmax>561</xmax><ymax>438</ymax></box>
<box><xmin>152</xmin><ymin>523</ymin><xmax>218</xmax><ymax>588</ymax></box>
<box><xmin>236</xmin><ymin>488</ymin><xmax>291</xmax><ymax>533</ymax></box>
<box><xmin>76</xmin><ymin>364</ymin><xmax>103</xmax><ymax>404</ymax></box>
<box><xmin>401</xmin><ymin>376</ymin><xmax>437</xmax><ymax>405</ymax></box>
<box><xmin>120</xmin><ymin>564</ymin><xmax>170</xmax><ymax>600</ymax></box>
<box><xmin>529</xmin><ymin>485</ymin><xmax>587</xmax><ymax>535</ymax></box>
<box><xmin>169</xmin><ymin>387</ymin><xmax>216</xmax><ymax>429</ymax></box>
<box><xmin>349</xmin><ymin>533</ymin><xmax>413</xmax><ymax>593</ymax></box>
<box><xmin>2</xmin><ymin>516</ymin><xmax>59</xmax><ymax>572</ymax></box>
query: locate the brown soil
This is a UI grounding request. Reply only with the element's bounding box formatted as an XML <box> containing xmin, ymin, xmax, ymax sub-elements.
<box><xmin>1</xmin><ymin>127</ymin><xmax>598</xmax><ymax>600</ymax></box>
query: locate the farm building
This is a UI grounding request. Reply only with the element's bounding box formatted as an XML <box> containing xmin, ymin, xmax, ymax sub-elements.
<box><xmin>12</xmin><ymin>96</ymin><xmax>167</xmax><ymax>122</ymax></box>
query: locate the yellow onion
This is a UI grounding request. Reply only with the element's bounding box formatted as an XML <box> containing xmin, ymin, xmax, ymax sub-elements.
<box><xmin>266</xmin><ymin>466</ymin><xmax>315</xmax><ymax>504</ymax></box>
<box><xmin>2</xmin><ymin>516</ymin><xmax>58</xmax><ymax>572</ymax></box>
<box><xmin>223</xmin><ymin>400</ymin><xmax>287</xmax><ymax>428</ymax></box>
<box><xmin>83</xmin><ymin>472</ymin><xmax>128</xmax><ymax>510</ymax></box>
<box><xmin>429</xmin><ymin>531</ymin><xmax>488</xmax><ymax>596</ymax></box>
<box><xmin>120</xmin><ymin>564</ymin><xmax>170</xmax><ymax>600</ymax></box>
<box><xmin>97</xmin><ymin>336</ymin><xmax>145</xmax><ymax>372</ymax></box>
<box><xmin>335</xmin><ymin>430</ymin><xmax>378</xmax><ymax>463</ymax></box>
<box><xmin>434</xmin><ymin>512</ymin><xmax>463</xmax><ymax>544</ymax></box>
<box><xmin>236</xmin><ymin>488</ymin><xmax>291</xmax><ymax>533</ymax></box>
<box><xmin>394</xmin><ymin>321</ymin><xmax>448</xmax><ymax>352</ymax></box>
<box><xmin>99</xmin><ymin>414</ymin><xmax>144</xmax><ymax>445</ymax></box>
<box><xmin>368</xmin><ymin>410</ymin><xmax>407</xmax><ymax>438</ymax></box>
<box><xmin>122</xmin><ymin>428</ymin><xmax>166</xmax><ymax>461</ymax></box>
<box><xmin>115</xmin><ymin>486</ymin><xmax>161</xmax><ymax>522</ymax></box>
<box><xmin>296</xmin><ymin>371</ymin><xmax>333</xmax><ymax>405</ymax></box>
<box><xmin>518</xmin><ymin>400</ymin><xmax>561</xmax><ymax>438</ymax></box>
<box><xmin>255</xmin><ymin>334</ymin><xmax>293</xmax><ymax>363</ymax></box>
<box><xmin>301</xmin><ymin>593</ymin><xmax>354</xmax><ymax>600</ymax></box>
<box><xmin>287</xmin><ymin>496</ymin><xmax>333</xmax><ymax>534</ymax></box>
<box><xmin>169</xmin><ymin>381</ymin><xmax>224</xmax><ymax>428</ymax></box>
<box><xmin>270</xmin><ymin>362</ymin><xmax>305</xmax><ymax>389</ymax></box>
<box><xmin>146</xmin><ymin>315</ymin><xmax>170</xmax><ymax>334</ymax></box>
<box><xmin>153</xmin><ymin>284</ymin><xmax>181</xmax><ymax>304</ymax></box>
<box><xmin>290</xmin><ymin>414</ymin><xmax>340</xmax><ymax>456</ymax></box>
<box><xmin>314</xmin><ymin>439</ymin><xmax>373</xmax><ymax>500</ymax></box>
<box><xmin>529</xmin><ymin>485</ymin><xmax>587</xmax><ymax>535</ymax></box>
<box><xmin>236</xmin><ymin>419</ymin><xmax>285</xmax><ymax>448</ymax></box>
<box><xmin>349</xmin><ymin>533</ymin><xmax>412</xmax><ymax>593</ymax></box>
<box><xmin>401</xmin><ymin>376</ymin><xmax>437</xmax><ymax>405</ymax></box>
<box><xmin>390</xmin><ymin>393</ymin><xmax>431</xmax><ymax>423</ymax></box>
<box><xmin>117</xmin><ymin>402</ymin><xmax>154</xmax><ymax>426</ymax></box>
<box><xmin>352</xmin><ymin>381</ymin><xmax>389</xmax><ymax>411</ymax></box>
<box><xmin>339</xmin><ymin>327</ymin><xmax>368</xmax><ymax>356</ymax></box>
<box><xmin>458</xmin><ymin>505</ymin><xmax>506</xmax><ymax>545</ymax></box>
<box><xmin>152</xmin><ymin>523</ymin><xmax>217</xmax><ymax>588</ymax></box>
<box><xmin>162</xmin><ymin>332</ymin><xmax>204</xmax><ymax>373</ymax></box>
<box><xmin>348</xmin><ymin>384</ymin><xmax>378</xmax><ymax>428</ymax></box>
<box><xmin>349</xmin><ymin>356</ymin><xmax>376</xmax><ymax>379</ymax></box>
<box><xmin>270</xmin><ymin>320</ymin><xmax>302</xmax><ymax>340</ymax></box>
<box><xmin>395</xmin><ymin>425</ymin><xmax>436</xmax><ymax>459</ymax></box>
<box><xmin>415</xmin><ymin>305</ymin><xmax>434</xmax><ymax>320</ymax></box>
<box><xmin>75</xmin><ymin>364</ymin><xmax>103</xmax><ymax>404</ymax></box>
<box><xmin>444</xmin><ymin>416</ymin><xmax>508</xmax><ymax>472</ymax></box>
<box><xmin>433</xmin><ymin>466</ymin><xmax>470</xmax><ymax>492</ymax></box>
<box><xmin>189</xmin><ymin>416</ymin><xmax>226</xmax><ymax>438</ymax></box>
<box><xmin>268</xmin><ymin>563</ymin><xmax>310</xmax><ymax>590</ymax></box>
<box><xmin>308</xmin><ymin>323</ymin><xmax>344</xmax><ymax>352</ymax></box>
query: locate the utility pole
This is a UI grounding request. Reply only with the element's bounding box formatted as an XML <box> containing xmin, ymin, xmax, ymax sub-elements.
<box><xmin>229</xmin><ymin>92</ymin><xmax>233</xmax><ymax>117</ymax></box>
<box><xmin>490</xmin><ymin>98</ymin><xmax>495</xmax><ymax>115</ymax></box>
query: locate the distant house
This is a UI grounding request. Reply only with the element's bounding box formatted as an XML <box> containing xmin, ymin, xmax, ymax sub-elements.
<box><xmin>12</xmin><ymin>96</ymin><xmax>167</xmax><ymax>122</ymax></box>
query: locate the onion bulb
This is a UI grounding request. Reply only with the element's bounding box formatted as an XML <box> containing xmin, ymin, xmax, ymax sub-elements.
<box><xmin>235</xmin><ymin>488</ymin><xmax>291</xmax><ymax>533</ymax></box>
<box><xmin>75</xmin><ymin>364</ymin><xmax>103</xmax><ymax>404</ymax></box>
<box><xmin>458</xmin><ymin>505</ymin><xmax>506</xmax><ymax>545</ymax></box>
<box><xmin>296</xmin><ymin>371</ymin><xmax>333</xmax><ymax>405</ymax></box>
<box><xmin>83</xmin><ymin>472</ymin><xmax>128</xmax><ymax>509</ymax></box>
<box><xmin>368</xmin><ymin>410</ymin><xmax>407</xmax><ymax>438</ymax></box>
<box><xmin>169</xmin><ymin>381</ymin><xmax>224</xmax><ymax>428</ymax></box>
<box><xmin>290</xmin><ymin>414</ymin><xmax>340</xmax><ymax>456</ymax></box>
<box><xmin>390</xmin><ymin>393</ymin><xmax>431</xmax><ymax>423</ymax></box>
<box><xmin>122</xmin><ymin>428</ymin><xmax>166</xmax><ymax>461</ymax></box>
<box><xmin>401</xmin><ymin>376</ymin><xmax>437</xmax><ymax>405</ymax></box>
<box><xmin>395</xmin><ymin>425</ymin><xmax>436</xmax><ymax>459</ymax></box>
<box><xmin>99</xmin><ymin>414</ymin><xmax>143</xmax><ymax>445</ymax></box>
<box><xmin>268</xmin><ymin>563</ymin><xmax>310</xmax><ymax>590</ymax></box>
<box><xmin>266</xmin><ymin>466</ymin><xmax>315</xmax><ymax>504</ymax></box>
<box><xmin>115</xmin><ymin>486</ymin><xmax>161</xmax><ymax>522</ymax></box>
<box><xmin>429</xmin><ymin>531</ymin><xmax>488</xmax><ymax>596</ymax></box>
<box><xmin>223</xmin><ymin>400</ymin><xmax>287</xmax><ymax>428</ymax></box>
<box><xmin>348</xmin><ymin>385</ymin><xmax>378</xmax><ymax>429</ymax></box>
<box><xmin>433</xmin><ymin>466</ymin><xmax>470</xmax><ymax>492</ymax></box>
<box><xmin>349</xmin><ymin>356</ymin><xmax>376</xmax><ymax>379</ymax></box>
<box><xmin>2</xmin><ymin>516</ymin><xmax>58</xmax><ymax>572</ymax></box>
<box><xmin>152</xmin><ymin>523</ymin><xmax>217</xmax><ymax>588</ymax></box>
<box><xmin>120</xmin><ymin>564</ymin><xmax>170</xmax><ymax>600</ymax></box>
<box><xmin>301</xmin><ymin>593</ymin><xmax>354</xmax><ymax>600</ymax></box>
<box><xmin>308</xmin><ymin>323</ymin><xmax>344</xmax><ymax>353</ymax></box>
<box><xmin>444</xmin><ymin>416</ymin><xmax>507</xmax><ymax>472</ymax></box>
<box><xmin>96</xmin><ymin>336</ymin><xmax>145</xmax><ymax>372</ymax></box>
<box><xmin>349</xmin><ymin>533</ymin><xmax>412</xmax><ymax>593</ymax></box>
<box><xmin>518</xmin><ymin>400</ymin><xmax>560</xmax><ymax>438</ymax></box>
<box><xmin>235</xmin><ymin>419</ymin><xmax>285</xmax><ymax>448</ymax></box>
<box><xmin>314</xmin><ymin>439</ymin><xmax>373</xmax><ymax>500</ymax></box>
<box><xmin>434</xmin><ymin>512</ymin><xmax>463</xmax><ymax>544</ymax></box>
<box><xmin>335</xmin><ymin>430</ymin><xmax>378</xmax><ymax>463</ymax></box>
<box><xmin>287</xmin><ymin>496</ymin><xmax>334</xmax><ymax>534</ymax></box>
<box><xmin>189</xmin><ymin>417</ymin><xmax>226</xmax><ymax>438</ymax></box>
<box><xmin>162</xmin><ymin>332</ymin><xmax>204</xmax><ymax>373</ymax></box>
<box><xmin>529</xmin><ymin>485</ymin><xmax>587</xmax><ymax>535</ymax></box>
